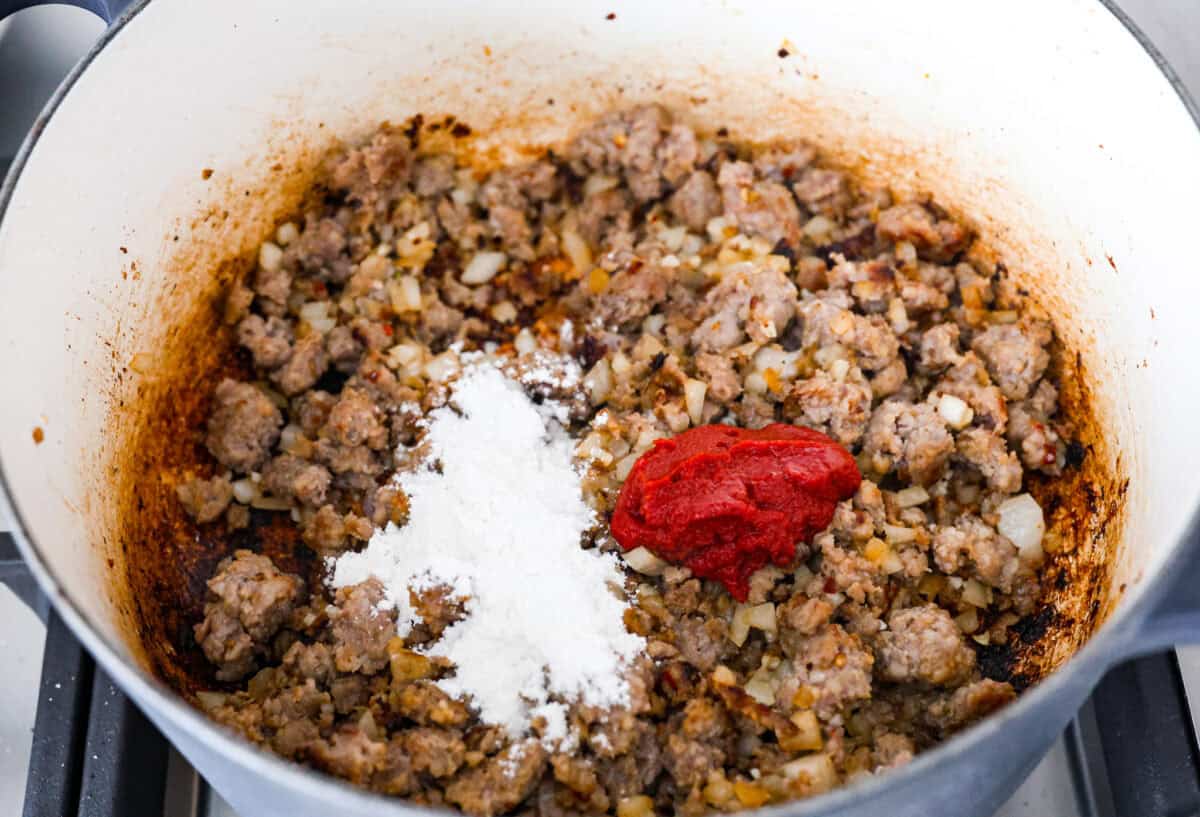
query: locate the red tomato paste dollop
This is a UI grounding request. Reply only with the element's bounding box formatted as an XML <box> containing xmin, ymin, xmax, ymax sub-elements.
<box><xmin>611</xmin><ymin>423</ymin><xmax>861</xmax><ymax>601</ymax></box>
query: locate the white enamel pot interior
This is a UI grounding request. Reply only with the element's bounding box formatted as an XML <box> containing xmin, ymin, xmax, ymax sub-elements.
<box><xmin>2</xmin><ymin>1</ymin><xmax>1200</xmax><ymax>816</ymax></box>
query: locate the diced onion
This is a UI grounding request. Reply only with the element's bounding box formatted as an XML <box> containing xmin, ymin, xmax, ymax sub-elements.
<box><xmin>782</xmin><ymin>754</ymin><xmax>836</xmax><ymax>788</ymax></box>
<box><xmin>894</xmin><ymin>241</ymin><xmax>917</xmax><ymax>266</ymax></box>
<box><xmin>743</xmin><ymin>671</ymin><xmax>776</xmax><ymax>706</ymax></box>
<box><xmin>658</xmin><ymin>225</ymin><xmax>688</xmax><ymax>252</ymax></box>
<box><xmin>514</xmin><ymin>328</ymin><xmax>538</xmax><ymax>355</ymax></box>
<box><xmin>583</xmin><ymin>174</ymin><xmax>619</xmax><ymax>196</ymax></box>
<box><xmin>634</xmin><ymin>428</ymin><xmax>666</xmax><ymax>451</ymax></box>
<box><xmin>231</xmin><ymin>479</ymin><xmax>257</xmax><ymax>505</ymax></box>
<box><xmin>937</xmin><ymin>394</ymin><xmax>974</xmax><ymax>429</ymax></box>
<box><xmin>865</xmin><ymin>537</ymin><xmax>904</xmax><ymax>574</ymax></box>
<box><xmin>684</xmin><ymin>379</ymin><xmax>707</xmax><ymax>426</ymax></box>
<box><xmin>731</xmin><ymin>603</ymin><xmax>776</xmax><ymax>647</ymax></box>
<box><xmin>614</xmin><ymin>452</ymin><xmax>639</xmax><ymax>481</ymax></box>
<box><xmin>258</xmin><ymin>241</ymin><xmax>283</xmax><ymax>273</ymax></box>
<box><xmin>583</xmin><ymin>359</ymin><xmax>613</xmax><ymax>405</ymax></box>
<box><xmin>918</xmin><ymin>574</ymin><xmax>946</xmax><ymax>599</ymax></box>
<box><xmin>561</xmin><ymin>229</ymin><xmax>593</xmax><ymax>275</ymax></box>
<box><xmin>385</xmin><ymin>342</ymin><xmax>424</xmax><ymax>373</ymax></box>
<box><xmin>733</xmin><ymin>780</ymin><xmax>770</xmax><ymax>808</ymax></box>
<box><xmin>705</xmin><ymin>216</ymin><xmax>732</xmax><ymax>244</ymax></box>
<box><xmin>829</xmin><ymin>309</ymin><xmax>855</xmax><ymax>337</ymax></box>
<box><xmin>883</xmin><ymin>524</ymin><xmax>917</xmax><ymax>545</ymax></box>
<box><xmin>633</xmin><ymin>333</ymin><xmax>665</xmax><ymax>360</ymax></box>
<box><xmin>746</xmin><ymin>602</ymin><xmax>777</xmax><ymax>635</ymax></box>
<box><xmin>275</xmin><ymin>222</ymin><xmax>299</xmax><ymax>247</ymax></box>
<box><xmin>622</xmin><ymin>547</ymin><xmax>666</xmax><ymax>576</ymax></box>
<box><xmin>610</xmin><ymin>352</ymin><xmax>632</xmax><ymax>379</ymax></box>
<box><xmin>389</xmin><ymin>275</ymin><xmax>423</xmax><ymax>312</ymax></box>
<box><xmin>802</xmin><ymin>215</ymin><xmax>836</xmax><ymax>242</ymax></box>
<box><xmin>962</xmin><ymin>579</ymin><xmax>992</xmax><ymax>608</ymax></box>
<box><xmin>781</xmin><ymin>710</ymin><xmax>823</xmax><ymax>752</ymax></box>
<box><xmin>729</xmin><ymin>609</ymin><xmax>751</xmax><ymax>647</ymax></box>
<box><xmin>753</xmin><ymin>345</ymin><xmax>800</xmax><ymax>379</ymax></box>
<box><xmin>664</xmin><ymin>405</ymin><xmax>690</xmax><ymax>434</ymax></box>
<box><xmin>279</xmin><ymin>424</ymin><xmax>314</xmax><ymax>458</ymax></box>
<box><xmin>997</xmin><ymin>493</ymin><xmax>1046</xmax><ymax>564</ymax></box>
<box><xmin>396</xmin><ymin>222</ymin><xmax>434</xmax><ymax>269</ymax></box>
<box><xmin>299</xmin><ymin>301</ymin><xmax>335</xmax><ymax>334</ymax></box>
<box><xmin>195</xmin><ymin>691</ymin><xmax>228</xmax><ymax>710</ymax></box>
<box><xmin>895</xmin><ymin>486</ymin><xmax>930</xmax><ymax>508</ymax></box>
<box><xmin>812</xmin><ymin>344</ymin><xmax>849</xmax><ymax>368</ymax></box>
<box><xmin>491</xmin><ymin>301</ymin><xmax>518</xmax><ymax>323</ymax></box>
<box><xmin>642</xmin><ymin>314</ymin><xmax>666</xmax><ymax>337</ymax></box>
<box><xmin>680</xmin><ymin>233</ymin><xmax>705</xmax><ymax>257</ymax></box>
<box><xmin>423</xmin><ymin>350</ymin><xmax>461</xmax><ymax>381</ymax></box>
<box><xmin>704</xmin><ymin>776</ymin><xmax>735</xmax><ymax>808</ymax></box>
<box><xmin>576</xmin><ymin>432</ymin><xmax>614</xmax><ymax>466</ymax></box>
<box><xmin>955</xmin><ymin>607</ymin><xmax>980</xmax><ymax>633</ymax></box>
<box><xmin>711</xmin><ymin>665</ymin><xmax>737</xmax><ymax>687</ymax></box>
<box><xmin>462</xmin><ymin>251</ymin><xmax>507</xmax><ymax>285</ymax></box>
<box><xmin>887</xmin><ymin>297</ymin><xmax>909</xmax><ymax>334</ymax></box>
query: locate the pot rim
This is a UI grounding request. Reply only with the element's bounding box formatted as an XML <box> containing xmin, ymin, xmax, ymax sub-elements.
<box><xmin>1</xmin><ymin>1</ymin><xmax>1197</xmax><ymax>814</ymax></box>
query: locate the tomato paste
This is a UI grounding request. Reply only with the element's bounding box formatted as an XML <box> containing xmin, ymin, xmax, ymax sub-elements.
<box><xmin>610</xmin><ymin>423</ymin><xmax>861</xmax><ymax>600</ymax></box>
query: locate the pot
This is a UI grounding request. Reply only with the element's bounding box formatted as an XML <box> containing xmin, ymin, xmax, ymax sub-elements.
<box><xmin>1</xmin><ymin>1</ymin><xmax>1199</xmax><ymax>816</ymax></box>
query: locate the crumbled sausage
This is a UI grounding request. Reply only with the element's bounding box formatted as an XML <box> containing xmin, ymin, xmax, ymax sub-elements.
<box><xmin>328</xmin><ymin>580</ymin><xmax>395</xmax><ymax>674</ymax></box>
<box><xmin>717</xmin><ymin>160</ymin><xmax>802</xmax><ymax>246</ymax></box>
<box><xmin>176</xmin><ymin>475</ymin><xmax>233</xmax><ymax>523</ymax></box>
<box><xmin>970</xmin><ymin>321</ymin><xmax>1052</xmax><ymax>400</ymax></box>
<box><xmin>932</xmin><ymin>516</ymin><xmax>1029</xmax><ymax>592</ymax></box>
<box><xmin>694</xmin><ymin>353</ymin><xmax>742</xmax><ymax>404</ymax></box>
<box><xmin>785</xmin><ymin>370</ymin><xmax>872</xmax><ymax>446</ymax></box>
<box><xmin>876</xmin><ymin>202</ymin><xmax>970</xmax><ymax>263</ymax></box>
<box><xmin>205</xmin><ymin>379</ymin><xmax>283</xmax><ymax>472</ymax></box>
<box><xmin>692</xmin><ymin>263</ymin><xmax>798</xmax><ymax>351</ymax></box>
<box><xmin>876</xmin><ymin>605</ymin><xmax>975</xmax><ymax>686</ymax></box>
<box><xmin>956</xmin><ymin>428</ymin><xmax>1023</xmax><ymax>494</ymax></box>
<box><xmin>238</xmin><ymin>314</ymin><xmax>294</xmax><ymax>369</ymax></box>
<box><xmin>262</xmin><ymin>454</ymin><xmax>331</xmax><ymax>507</ymax></box>
<box><xmin>918</xmin><ymin>323</ymin><xmax>962</xmax><ymax>373</ymax></box>
<box><xmin>863</xmin><ymin>401</ymin><xmax>954</xmax><ymax>485</ymax></box>
<box><xmin>445</xmin><ymin>741</ymin><xmax>548</xmax><ymax>817</ymax></box>
<box><xmin>271</xmin><ymin>334</ymin><xmax>330</xmax><ymax>396</ymax></box>
<box><xmin>186</xmin><ymin>108</ymin><xmax>1063</xmax><ymax>813</ymax></box>
<box><xmin>194</xmin><ymin>551</ymin><xmax>303</xmax><ymax>681</ymax></box>
<box><xmin>1008</xmin><ymin>381</ymin><xmax>1064</xmax><ymax>474</ymax></box>
<box><xmin>668</xmin><ymin>171</ymin><xmax>722</xmax><ymax>232</ymax></box>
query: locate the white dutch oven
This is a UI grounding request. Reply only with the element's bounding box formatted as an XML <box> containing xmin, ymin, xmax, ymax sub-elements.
<box><xmin>1</xmin><ymin>1</ymin><xmax>1199</xmax><ymax>816</ymax></box>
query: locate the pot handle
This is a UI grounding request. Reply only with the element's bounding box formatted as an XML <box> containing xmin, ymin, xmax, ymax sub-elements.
<box><xmin>1128</xmin><ymin>543</ymin><xmax>1200</xmax><ymax>657</ymax></box>
<box><xmin>0</xmin><ymin>488</ymin><xmax>46</xmax><ymax>615</ymax></box>
<box><xmin>0</xmin><ymin>532</ymin><xmax>46</xmax><ymax>617</ymax></box>
<box><xmin>0</xmin><ymin>0</ymin><xmax>132</xmax><ymax>24</ymax></box>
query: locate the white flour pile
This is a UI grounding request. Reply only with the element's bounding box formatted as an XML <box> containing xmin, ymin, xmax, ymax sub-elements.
<box><xmin>329</xmin><ymin>360</ymin><xmax>642</xmax><ymax>744</ymax></box>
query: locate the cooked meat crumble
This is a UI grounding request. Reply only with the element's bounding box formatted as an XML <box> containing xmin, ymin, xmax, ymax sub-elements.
<box><xmin>183</xmin><ymin>105</ymin><xmax>1070</xmax><ymax>815</ymax></box>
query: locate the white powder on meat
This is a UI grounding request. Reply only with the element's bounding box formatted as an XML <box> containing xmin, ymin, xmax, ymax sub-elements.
<box><xmin>329</xmin><ymin>360</ymin><xmax>642</xmax><ymax>745</ymax></box>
